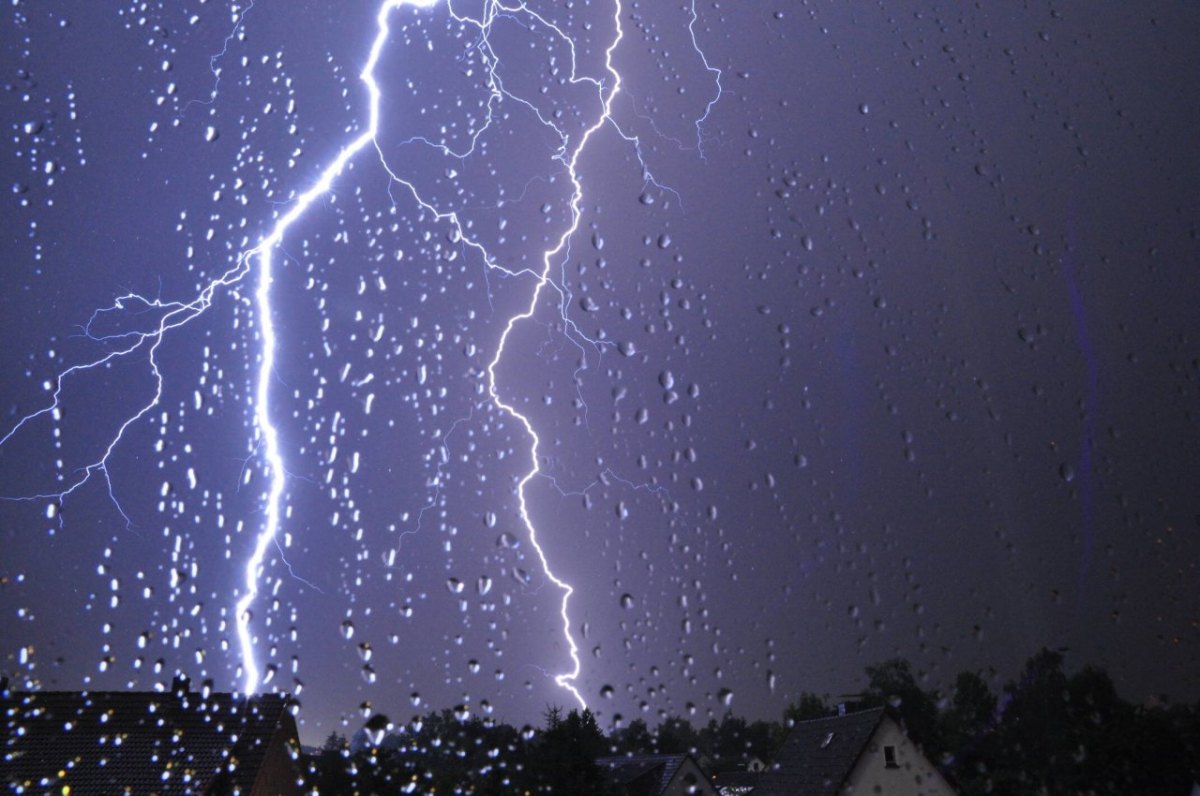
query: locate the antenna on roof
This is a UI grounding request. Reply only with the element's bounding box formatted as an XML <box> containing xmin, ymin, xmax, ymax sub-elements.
<box><xmin>835</xmin><ymin>692</ymin><xmax>868</xmax><ymax>717</ymax></box>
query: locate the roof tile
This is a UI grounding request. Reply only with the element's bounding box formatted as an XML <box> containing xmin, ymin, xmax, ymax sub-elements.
<box><xmin>1</xmin><ymin>687</ymin><xmax>294</xmax><ymax>794</ymax></box>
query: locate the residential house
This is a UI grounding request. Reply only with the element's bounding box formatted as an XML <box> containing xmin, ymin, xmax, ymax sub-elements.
<box><xmin>754</xmin><ymin>707</ymin><xmax>955</xmax><ymax>795</ymax></box>
<box><xmin>598</xmin><ymin>753</ymin><xmax>718</xmax><ymax>796</ymax></box>
<box><xmin>0</xmin><ymin>678</ymin><xmax>300</xmax><ymax>795</ymax></box>
<box><xmin>711</xmin><ymin>757</ymin><xmax>767</xmax><ymax>795</ymax></box>
<box><xmin>712</xmin><ymin>767</ymin><xmax>760</xmax><ymax>795</ymax></box>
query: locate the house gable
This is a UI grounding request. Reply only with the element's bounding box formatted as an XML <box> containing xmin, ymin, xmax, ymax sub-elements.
<box><xmin>844</xmin><ymin>715</ymin><xmax>955</xmax><ymax>795</ymax></box>
<box><xmin>753</xmin><ymin>707</ymin><xmax>957</xmax><ymax>795</ymax></box>
<box><xmin>753</xmin><ymin>708</ymin><xmax>885</xmax><ymax>795</ymax></box>
<box><xmin>662</xmin><ymin>755</ymin><xmax>717</xmax><ymax>796</ymax></box>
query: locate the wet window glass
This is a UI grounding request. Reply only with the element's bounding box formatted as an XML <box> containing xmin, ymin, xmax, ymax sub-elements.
<box><xmin>2</xmin><ymin>2</ymin><xmax>1197</xmax><ymax>792</ymax></box>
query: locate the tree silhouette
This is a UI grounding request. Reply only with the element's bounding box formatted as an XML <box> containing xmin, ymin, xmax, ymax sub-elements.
<box><xmin>940</xmin><ymin>670</ymin><xmax>996</xmax><ymax>765</ymax></box>
<box><xmin>611</xmin><ymin>718</ymin><xmax>654</xmax><ymax>755</ymax></box>
<box><xmin>783</xmin><ymin>692</ymin><xmax>836</xmax><ymax>725</ymax></box>
<box><xmin>293</xmin><ymin>651</ymin><xmax>1200</xmax><ymax>794</ymax></box>
<box><xmin>862</xmin><ymin>657</ymin><xmax>941</xmax><ymax>753</ymax></box>
<box><xmin>655</xmin><ymin>715</ymin><xmax>701</xmax><ymax>756</ymax></box>
<box><xmin>536</xmin><ymin>707</ymin><xmax>611</xmax><ymax>795</ymax></box>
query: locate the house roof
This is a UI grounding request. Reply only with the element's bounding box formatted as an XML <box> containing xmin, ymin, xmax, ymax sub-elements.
<box><xmin>712</xmin><ymin>768</ymin><xmax>760</xmax><ymax>795</ymax></box>
<box><xmin>597</xmin><ymin>753</ymin><xmax>689</xmax><ymax>795</ymax></box>
<box><xmin>1</xmin><ymin>683</ymin><xmax>296</xmax><ymax>794</ymax></box>
<box><xmin>752</xmin><ymin>708</ymin><xmax>886</xmax><ymax>796</ymax></box>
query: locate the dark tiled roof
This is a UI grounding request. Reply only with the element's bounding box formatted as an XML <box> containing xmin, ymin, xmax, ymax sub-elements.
<box><xmin>597</xmin><ymin>753</ymin><xmax>687</xmax><ymax>795</ymax></box>
<box><xmin>753</xmin><ymin>708</ymin><xmax>885</xmax><ymax>796</ymax></box>
<box><xmin>1</xmin><ymin>685</ymin><xmax>295</xmax><ymax>794</ymax></box>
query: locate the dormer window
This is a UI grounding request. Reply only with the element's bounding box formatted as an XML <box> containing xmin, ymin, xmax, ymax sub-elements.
<box><xmin>883</xmin><ymin>745</ymin><xmax>898</xmax><ymax>769</ymax></box>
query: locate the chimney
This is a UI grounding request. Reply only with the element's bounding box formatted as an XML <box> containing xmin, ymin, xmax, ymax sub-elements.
<box><xmin>837</xmin><ymin>702</ymin><xmax>847</xmax><ymax>717</ymax></box>
<box><xmin>171</xmin><ymin>674</ymin><xmax>191</xmax><ymax>697</ymax></box>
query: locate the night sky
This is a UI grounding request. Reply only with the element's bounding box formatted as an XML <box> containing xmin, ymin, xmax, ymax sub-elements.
<box><xmin>2</xmin><ymin>1</ymin><xmax>1198</xmax><ymax>744</ymax></box>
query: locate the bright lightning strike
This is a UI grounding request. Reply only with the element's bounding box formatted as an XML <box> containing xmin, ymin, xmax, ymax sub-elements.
<box><xmin>2</xmin><ymin>0</ymin><xmax>720</xmax><ymax>708</ymax></box>
<box><xmin>231</xmin><ymin>0</ymin><xmax>441</xmax><ymax>700</ymax></box>
<box><xmin>480</xmin><ymin>1</ymin><xmax>630</xmax><ymax>707</ymax></box>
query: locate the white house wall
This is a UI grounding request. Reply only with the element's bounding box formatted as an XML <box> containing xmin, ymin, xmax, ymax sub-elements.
<box><xmin>843</xmin><ymin>717</ymin><xmax>956</xmax><ymax>795</ymax></box>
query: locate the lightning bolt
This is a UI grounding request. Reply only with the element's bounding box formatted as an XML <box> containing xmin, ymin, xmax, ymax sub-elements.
<box><xmin>2</xmin><ymin>0</ymin><xmax>720</xmax><ymax>708</ymax></box>
<box><xmin>481</xmin><ymin>7</ymin><xmax>628</xmax><ymax>705</ymax></box>
<box><xmin>232</xmin><ymin>0</ymin><xmax>445</xmax><ymax>697</ymax></box>
<box><xmin>689</xmin><ymin>0</ymin><xmax>724</xmax><ymax>157</ymax></box>
<box><xmin>370</xmin><ymin>0</ymin><xmax>634</xmax><ymax>710</ymax></box>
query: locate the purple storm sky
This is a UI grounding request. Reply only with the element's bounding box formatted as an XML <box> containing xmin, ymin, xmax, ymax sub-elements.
<box><xmin>2</xmin><ymin>1</ymin><xmax>1198</xmax><ymax>743</ymax></box>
